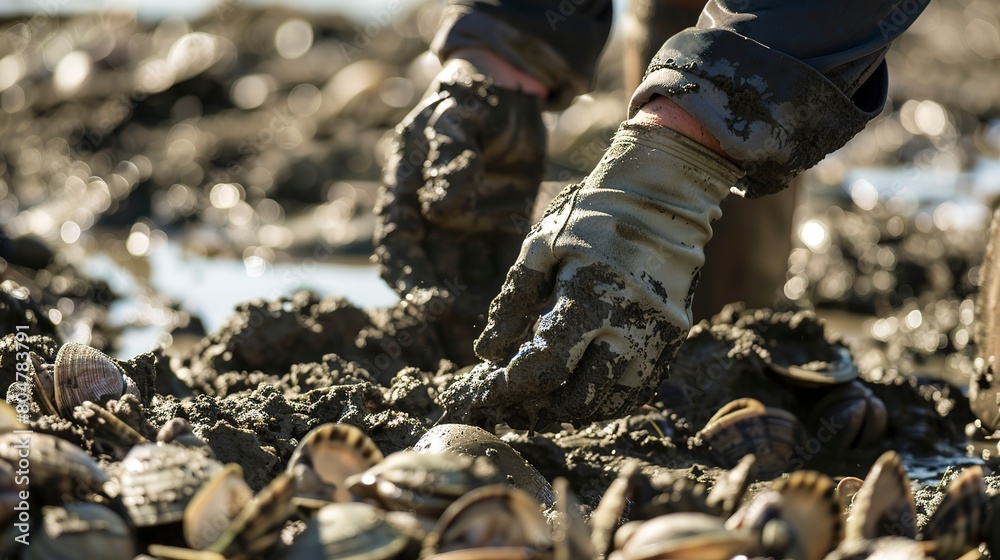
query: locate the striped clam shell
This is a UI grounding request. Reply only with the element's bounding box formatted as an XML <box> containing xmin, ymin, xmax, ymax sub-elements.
<box><xmin>697</xmin><ymin>398</ymin><xmax>806</xmax><ymax>478</ymax></box>
<box><xmin>286</xmin><ymin>423</ymin><xmax>383</xmax><ymax>506</ymax></box>
<box><xmin>422</xmin><ymin>485</ymin><xmax>551</xmax><ymax>560</ymax></box>
<box><xmin>119</xmin><ymin>443</ymin><xmax>223</xmax><ymax>527</ymax></box>
<box><xmin>273</xmin><ymin>502</ymin><xmax>408</xmax><ymax>560</ymax></box>
<box><xmin>727</xmin><ymin>471</ymin><xmax>841</xmax><ymax>560</ymax></box>
<box><xmin>53</xmin><ymin>343</ymin><xmax>133</xmax><ymax>418</ymax></box>
<box><xmin>919</xmin><ymin>466</ymin><xmax>987</xmax><ymax>560</ymax></box>
<box><xmin>618</xmin><ymin>512</ymin><xmax>755</xmax><ymax>560</ymax></box>
<box><xmin>183</xmin><ymin>463</ymin><xmax>253</xmax><ymax>550</ymax></box>
<box><xmin>0</xmin><ymin>432</ymin><xmax>109</xmax><ymax>495</ymax></box>
<box><xmin>27</xmin><ymin>503</ymin><xmax>136</xmax><ymax>560</ymax></box>
<box><xmin>845</xmin><ymin>451</ymin><xmax>917</xmax><ymax>540</ymax></box>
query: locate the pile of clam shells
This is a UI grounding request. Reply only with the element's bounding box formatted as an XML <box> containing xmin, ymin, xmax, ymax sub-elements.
<box><xmin>2</xmin><ymin>388</ymin><xmax>999</xmax><ymax>560</ymax></box>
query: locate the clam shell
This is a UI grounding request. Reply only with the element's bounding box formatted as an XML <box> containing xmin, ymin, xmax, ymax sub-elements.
<box><xmin>346</xmin><ymin>450</ymin><xmax>503</xmax><ymax>516</ymax></box>
<box><xmin>53</xmin><ymin>343</ymin><xmax>128</xmax><ymax>418</ymax></box>
<box><xmin>423</xmin><ymin>485</ymin><xmax>551</xmax><ymax>559</ymax></box>
<box><xmin>0</xmin><ymin>400</ymin><xmax>24</xmax><ymax>433</ymax></box>
<box><xmin>772</xmin><ymin>471</ymin><xmax>841</xmax><ymax>560</ymax></box>
<box><xmin>208</xmin><ymin>472</ymin><xmax>297</xmax><ymax>558</ymax></box>
<box><xmin>119</xmin><ymin>443</ymin><xmax>223</xmax><ymax>527</ymax></box>
<box><xmin>809</xmin><ymin>381</ymin><xmax>887</xmax><ymax>452</ymax></box>
<box><xmin>413</xmin><ymin>424</ymin><xmax>554</xmax><ymax>509</ymax></box>
<box><xmin>272</xmin><ymin>502</ymin><xmax>408</xmax><ymax>560</ymax></box>
<box><xmin>698</xmin><ymin>398</ymin><xmax>806</xmax><ymax>477</ymax></box>
<box><xmin>705</xmin><ymin>454</ymin><xmax>755</xmax><ymax>518</ymax></box>
<box><xmin>727</xmin><ymin>471</ymin><xmax>840</xmax><ymax>560</ymax></box>
<box><xmin>845</xmin><ymin>451</ymin><xmax>917</xmax><ymax>540</ymax></box>
<box><xmin>591</xmin><ymin>461</ymin><xmax>641</xmax><ymax>558</ymax></box>
<box><xmin>619</xmin><ymin>512</ymin><xmax>754</xmax><ymax>560</ymax></box>
<box><xmin>552</xmin><ymin>477</ymin><xmax>594</xmax><ymax>560</ymax></box>
<box><xmin>184</xmin><ymin>464</ymin><xmax>253</xmax><ymax>550</ymax></box>
<box><xmin>763</xmin><ymin>337</ymin><xmax>858</xmax><ymax>387</ymax></box>
<box><xmin>835</xmin><ymin>476</ymin><xmax>864</xmax><ymax>518</ymax></box>
<box><xmin>0</xmin><ymin>432</ymin><xmax>108</xmax><ymax>495</ymax></box>
<box><xmin>29</xmin><ymin>352</ymin><xmax>60</xmax><ymax>417</ymax></box>
<box><xmin>919</xmin><ymin>466</ymin><xmax>986</xmax><ymax>560</ymax></box>
<box><xmin>286</xmin><ymin>423</ymin><xmax>382</xmax><ymax>505</ymax></box>
<box><xmin>27</xmin><ymin>503</ymin><xmax>136</xmax><ymax>560</ymax></box>
<box><xmin>823</xmin><ymin>537</ymin><xmax>932</xmax><ymax>560</ymax></box>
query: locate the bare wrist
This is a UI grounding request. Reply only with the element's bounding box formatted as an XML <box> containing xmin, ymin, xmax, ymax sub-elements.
<box><xmin>445</xmin><ymin>48</ymin><xmax>549</xmax><ymax>99</ymax></box>
<box><xmin>630</xmin><ymin>96</ymin><xmax>730</xmax><ymax>160</ymax></box>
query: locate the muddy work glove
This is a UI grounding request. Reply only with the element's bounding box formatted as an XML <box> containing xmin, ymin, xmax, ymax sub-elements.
<box><xmin>373</xmin><ymin>58</ymin><xmax>546</xmax><ymax>366</ymax></box>
<box><xmin>440</xmin><ymin>122</ymin><xmax>745</xmax><ymax>429</ymax></box>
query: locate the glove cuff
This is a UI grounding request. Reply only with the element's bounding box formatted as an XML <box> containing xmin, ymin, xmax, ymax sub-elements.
<box><xmin>612</xmin><ymin>121</ymin><xmax>744</xmax><ymax>198</ymax></box>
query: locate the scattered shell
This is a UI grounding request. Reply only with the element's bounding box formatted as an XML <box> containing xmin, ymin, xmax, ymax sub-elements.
<box><xmin>705</xmin><ymin>454</ymin><xmax>756</xmax><ymax>518</ymax></box>
<box><xmin>808</xmin><ymin>381</ymin><xmax>887</xmax><ymax>452</ymax></box>
<box><xmin>836</xmin><ymin>476</ymin><xmax>865</xmax><ymax>517</ymax></box>
<box><xmin>272</xmin><ymin>502</ymin><xmax>409</xmax><ymax>560</ymax></box>
<box><xmin>552</xmin><ymin>477</ymin><xmax>594</xmax><ymax>560</ymax></box>
<box><xmin>727</xmin><ymin>471</ymin><xmax>840</xmax><ymax>560</ymax></box>
<box><xmin>413</xmin><ymin>424</ymin><xmax>554</xmax><ymax>508</ymax></box>
<box><xmin>346</xmin><ymin>450</ymin><xmax>503</xmax><ymax>517</ymax></box>
<box><xmin>423</xmin><ymin>485</ymin><xmax>552</xmax><ymax>559</ymax></box>
<box><xmin>697</xmin><ymin>398</ymin><xmax>806</xmax><ymax>476</ymax></box>
<box><xmin>184</xmin><ymin>463</ymin><xmax>254</xmax><ymax>550</ymax></box>
<box><xmin>0</xmin><ymin>432</ymin><xmax>109</xmax><ymax>498</ymax></box>
<box><xmin>824</xmin><ymin>537</ymin><xmax>932</xmax><ymax>560</ymax></box>
<box><xmin>205</xmin><ymin>472</ymin><xmax>297</xmax><ymax>558</ymax></box>
<box><xmin>763</xmin><ymin>337</ymin><xmax>858</xmax><ymax>387</ymax></box>
<box><xmin>919</xmin><ymin>466</ymin><xmax>987</xmax><ymax>560</ymax></box>
<box><xmin>27</xmin><ymin>503</ymin><xmax>136</xmax><ymax>560</ymax></box>
<box><xmin>845</xmin><ymin>451</ymin><xmax>917</xmax><ymax>540</ymax></box>
<box><xmin>30</xmin><ymin>352</ymin><xmax>59</xmax><ymax>417</ymax></box>
<box><xmin>119</xmin><ymin>442</ymin><xmax>223</xmax><ymax>527</ymax></box>
<box><xmin>286</xmin><ymin>423</ymin><xmax>382</xmax><ymax>506</ymax></box>
<box><xmin>614</xmin><ymin>512</ymin><xmax>754</xmax><ymax>560</ymax></box>
<box><xmin>52</xmin><ymin>343</ymin><xmax>132</xmax><ymax>418</ymax></box>
<box><xmin>590</xmin><ymin>462</ymin><xmax>641</xmax><ymax>558</ymax></box>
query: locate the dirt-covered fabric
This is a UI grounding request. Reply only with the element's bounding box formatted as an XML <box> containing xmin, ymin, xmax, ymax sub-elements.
<box><xmin>439</xmin><ymin>122</ymin><xmax>743</xmax><ymax>429</ymax></box>
<box><xmin>373</xmin><ymin>59</ymin><xmax>546</xmax><ymax>366</ymax></box>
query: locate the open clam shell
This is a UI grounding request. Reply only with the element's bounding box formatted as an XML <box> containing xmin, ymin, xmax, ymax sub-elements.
<box><xmin>552</xmin><ymin>477</ymin><xmax>594</xmax><ymax>560</ymax></box>
<box><xmin>286</xmin><ymin>422</ymin><xmax>382</xmax><ymax>506</ymax></box>
<box><xmin>0</xmin><ymin>432</ymin><xmax>108</xmax><ymax>497</ymax></box>
<box><xmin>413</xmin><ymin>424</ymin><xmax>554</xmax><ymax>509</ymax></box>
<box><xmin>764</xmin><ymin>343</ymin><xmax>858</xmax><ymax>387</ymax></box>
<box><xmin>29</xmin><ymin>352</ymin><xmax>60</xmax><ymax>417</ymax></box>
<box><xmin>727</xmin><ymin>471</ymin><xmax>840</xmax><ymax>560</ymax></box>
<box><xmin>845</xmin><ymin>451</ymin><xmax>917</xmax><ymax>540</ymax></box>
<box><xmin>183</xmin><ymin>464</ymin><xmax>253</xmax><ymax>550</ymax></box>
<box><xmin>272</xmin><ymin>502</ymin><xmax>409</xmax><ymax>560</ymax></box>
<box><xmin>53</xmin><ymin>343</ymin><xmax>130</xmax><ymax>418</ymax></box>
<box><xmin>422</xmin><ymin>485</ymin><xmax>552</xmax><ymax>560</ymax></box>
<box><xmin>346</xmin><ymin>450</ymin><xmax>503</xmax><ymax>517</ymax></box>
<box><xmin>617</xmin><ymin>512</ymin><xmax>754</xmax><ymax>560</ymax></box>
<box><xmin>919</xmin><ymin>466</ymin><xmax>987</xmax><ymax>560</ymax></box>
<box><xmin>206</xmin><ymin>472</ymin><xmax>297</xmax><ymax>558</ymax></box>
<box><xmin>697</xmin><ymin>398</ymin><xmax>806</xmax><ymax>477</ymax></box>
<box><xmin>27</xmin><ymin>503</ymin><xmax>136</xmax><ymax>560</ymax></box>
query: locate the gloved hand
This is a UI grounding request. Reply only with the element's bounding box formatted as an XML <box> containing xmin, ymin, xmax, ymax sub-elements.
<box><xmin>373</xmin><ymin>57</ymin><xmax>546</xmax><ymax>365</ymax></box>
<box><xmin>439</xmin><ymin>121</ymin><xmax>745</xmax><ymax>429</ymax></box>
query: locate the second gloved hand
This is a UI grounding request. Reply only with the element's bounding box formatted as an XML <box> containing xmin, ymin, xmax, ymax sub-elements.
<box><xmin>440</xmin><ymin>121</ymin><xmax>745</xmax><ymax>429</ymax></box>
<box><xmin>373</xmin><ymin>57</ymin><xmax>546</xmax><ymax>365</ymax></box>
